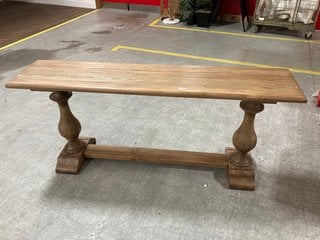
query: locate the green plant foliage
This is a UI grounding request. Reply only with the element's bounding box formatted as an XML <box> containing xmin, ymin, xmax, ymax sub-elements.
<box><xmin>196</xmin><ymin>0</ymin><xmax>212</xmax><ymax>11</ymax></box>
<box><xmin>179</xmin><ymin>0</ymin><xmax>195</xmax><ymax>22</ymax></box>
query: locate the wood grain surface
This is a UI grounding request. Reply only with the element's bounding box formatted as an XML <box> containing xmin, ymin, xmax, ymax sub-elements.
<box><xmin>6</xmin><ymin>60</ymin><xmax>307</xmax><ymax>103</ymax></box>
<box><xmin>84</xmin><ymin>144</ymin><xmax>229</xmax><ymax>168</ymax></box>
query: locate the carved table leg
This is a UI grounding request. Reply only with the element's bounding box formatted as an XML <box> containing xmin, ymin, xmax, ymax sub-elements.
<box><xmin>227</xmin><ymin>101</ymin><xmax>264</xmax><ymax>190</ymax></box>
<box><xmin>50</xmin><ymin>91</ymin><xmax>96</xmax><ymax>174</ymax></box>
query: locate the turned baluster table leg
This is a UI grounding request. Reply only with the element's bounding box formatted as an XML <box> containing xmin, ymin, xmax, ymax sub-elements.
<box><xmin>50</xmin><ymin>91</ymin><xmax>95</xmax><ymax>174</ymax></box>
<box><xmin>226</xmin><ymin>100</ymin><xmax>264</xmax><ymax>190</ymax></box>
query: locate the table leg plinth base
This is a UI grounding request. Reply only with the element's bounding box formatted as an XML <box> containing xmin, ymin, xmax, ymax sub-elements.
<box><xmin>225</xmin><ymin>148</ymin><xmax>255</xmax><ymax>191</ymax></box>
<box><xmin>56</xmin><ymin>137</ymin><xmax>96</xmax><ymax>174</ymax></box>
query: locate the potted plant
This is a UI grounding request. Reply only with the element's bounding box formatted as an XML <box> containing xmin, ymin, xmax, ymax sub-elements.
<box><xmin>179</xmin><ymin>0</ymin><xmax>196</xmax><ymax>25</ymax></box>
<box><xmin>195</xmin><ymin>0</ymin><xmax>213</xmax><ymax>28</ymax></box>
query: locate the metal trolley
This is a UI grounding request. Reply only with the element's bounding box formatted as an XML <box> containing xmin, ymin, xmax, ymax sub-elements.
<box><xmin>253</xmin><ymin>0</ymin><xmax>320</xmax><ymax>39</ymax></box>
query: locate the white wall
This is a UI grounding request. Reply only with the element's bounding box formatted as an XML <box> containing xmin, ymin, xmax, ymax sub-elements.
<box><xmin>17</xmin><ymin>0</ymin><xmax>97</xmax><ymax>9</ymax></box>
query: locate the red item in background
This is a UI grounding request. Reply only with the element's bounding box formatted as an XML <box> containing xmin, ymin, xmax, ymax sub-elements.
<box><xmin>220</xmin><ymin>0</ymin><xmax>255</xmax><ymax>15</ymax></box>
<box><xmin>220</xmin><ymin>0</ymin><xmax>256</xmax><ymax>15</ymax></box>
<box><xmin>316</xmin><ymin>17</ymin><xmax>320</xmax><ymax>30</ymax></box>
<box><xmin>317</xmin><ymin>91</ymin><xmax>320</xmax><ymax>107</ymax></box>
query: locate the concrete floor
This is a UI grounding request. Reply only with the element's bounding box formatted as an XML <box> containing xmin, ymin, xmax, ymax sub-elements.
<box><xmin>1</xmin><ymin>5</ymin><xmax>320</xmax><ymax>240</ymax></box>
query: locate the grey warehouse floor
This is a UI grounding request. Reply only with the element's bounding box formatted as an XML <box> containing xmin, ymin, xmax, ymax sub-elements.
<box><xmin>1</xmin><ymin>5</ymin><xmax>320</xmax><ymax>240</ymax></box>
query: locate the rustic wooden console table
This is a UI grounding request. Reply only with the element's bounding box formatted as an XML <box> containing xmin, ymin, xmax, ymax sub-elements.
<box><xmin>5</xmin><ymin>60</ymin><xmax>307</xmax><ymax>190</ymax></box>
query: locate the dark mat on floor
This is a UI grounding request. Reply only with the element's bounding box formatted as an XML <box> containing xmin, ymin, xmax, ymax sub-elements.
<box><xmin>0</xmin><ymin>1</ymin><xmax>93</xmax><ymax>48</ymax></box>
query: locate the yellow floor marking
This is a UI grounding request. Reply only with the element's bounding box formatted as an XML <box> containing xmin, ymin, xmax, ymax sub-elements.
<box><xmin>112</xmin><ymin>45</ymin><xmax>320</xmax><ymax>76</ymax></box>
<box><xmin>0</xmin><ymin>10</ymin><xmax>98</xmax><ymax>51</ymax></box>
<box><xmin>149</xmin><ymin>18</ymin><xmax>320</xmax><ymax>44</ymax></box>
<box><xmin>148</xmin><ymin>17</ymin><xmax>162</xmax><ymax>27</ymax></box>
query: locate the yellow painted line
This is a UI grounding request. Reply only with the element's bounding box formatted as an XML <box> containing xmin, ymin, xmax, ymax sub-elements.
<box><xmin>0</xmin><ymin>10</ymin><xmax>98</xmax><ymax>51</ymax></box>
<box><xmin>111</xmin><ymin>45</ymin><xmax>320</xmax><ymax>76</ymax></box>
<box><xmin>149</xmin><ymin>18</ymin><xmax>320</xmax><ymax>44</ymax></box>
<box><xmin>149</xmin><ymin>17</ymin><xmax>162</xmax><ymax>27</ymax></box>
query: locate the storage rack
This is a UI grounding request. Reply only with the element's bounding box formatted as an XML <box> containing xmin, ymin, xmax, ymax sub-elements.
<box><xmin>253</xmin><ymin>0</ymin><xmax>320</xmax><ymax>39</ymax></box>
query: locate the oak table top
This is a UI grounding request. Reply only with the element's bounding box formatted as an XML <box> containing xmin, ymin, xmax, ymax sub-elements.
<box><xmin>5</xmin><ymin>60</ymin><xmax>307</xmax><ymax>103</ymax></box>
<box><xmin>5</xmin><ymin>60</ymin><xmax>308</xmax><ymax>190</ymax></box>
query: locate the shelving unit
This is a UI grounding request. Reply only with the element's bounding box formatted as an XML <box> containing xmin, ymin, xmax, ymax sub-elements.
<box><xmin>253</xmin><ymin>0</ymin><xmax>320</xmax><ymax>39</ymax></box>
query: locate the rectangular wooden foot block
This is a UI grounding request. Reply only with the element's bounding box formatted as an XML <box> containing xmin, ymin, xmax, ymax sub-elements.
<box><xmin>226</xmin><ymin>148</ymin><xmax>255</xmax><ymax>191</ymax></box>
<box><xmin>56</xmin><ymin>137</ymin><xmax>96</xmax><ymax>174</ymax></box>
